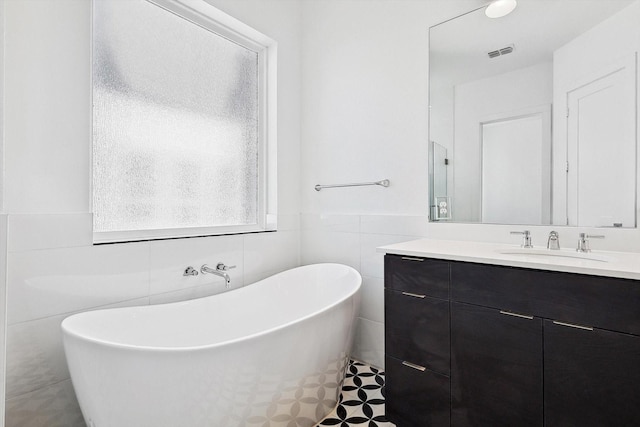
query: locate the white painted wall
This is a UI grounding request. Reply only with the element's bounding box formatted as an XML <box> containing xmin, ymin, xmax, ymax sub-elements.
<box><xmin>452</xmin><ymin>62</ymin><xmax>553</xmax><ymax>222</ymax></box>
<box><xmin>2</xmin><ymin>1</ymin><xmax>302</xmax><ymax>425</ymax></box>
<box><xmin>300</xmin><ymin>0</ymin><xmax>480</xmax><ymax>216</ymax></box>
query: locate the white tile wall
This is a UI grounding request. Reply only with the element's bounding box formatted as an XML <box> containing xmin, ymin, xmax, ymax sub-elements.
<box><xmin>360</xmin><ymin>233</ymin><xmax>417</xmax><ymax>279</ymax></box>
<box><xmin>7</xmin><ymin>214</ymin><xmax>92</xmax><ymax>252</ymax></box>
<box><xmin>360</xmin><ymin>276</ymin><xmax>384</xmax><ymax>323</ymax></box>
<box><xmin>5</xmin><ymin>297</ymin><xmax>149</xmax><ymax>400</ymax></box>
<box><xmin>301</xmin><ymin>213</ymin><xmax>360</xmax><ymax>233</ymax></box>
<box><xmin>300</xmin><ymin>213</ymin><xmax>428</xmax><ymax>369</ymax></box>
<box><xmin>6</xmin><ymin>314</ymin><xmax>70</xmax><ymax>399</ymax></box>
<box><xmin>360</xmin><ymin>214</ymin><xmax>429</xmax><ymax>236</ymax></box>
<box><xmin>5</xmin><ymin>380</ymin><xmax>84</xmax><ymax>427</ymax></box>
<box><xmin>352</xmin><ymin>317</ymin><xmax>385</xmax><ymax>369</ymax></box>
<box><xmin>243</xmin><ymin>229</ymin><xmax>300</xmax><ymax>284</ymax></box>
<box><xmin>148</xmin><ymin>234</ymin><xmax>245</xmax><ymax>295</ymax></box>
<box><xmin>7</xmin><ymin>242</ymin><xmax>151</xmax><ymax>325</ymax></box>
<box><xmin>300</xmin><ymin>229</ymin><xmax>361</xmax><ymax>270</ymax></box>
<box><xmin>148</xmin><ymin>283</ymin><xmax>221</xmax><ymax>305</ymax></box>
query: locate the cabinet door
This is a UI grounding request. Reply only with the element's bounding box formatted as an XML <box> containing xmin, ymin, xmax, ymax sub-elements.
<box><xmin>451</xmin><ymin>302</ymin><xmax>543</xmax><ymax>427</ymax></box>
<box><xmin>544</xmin><ymin>320</ymin><xmax>640</xmax><ymax>426</ymax></box>
<box><xmin>385</xmin><ymin>356</ymin><xmax>450</xmax><ymax>427</ymax></box>
<box><xmin>385</xmin><ymin>289</ymin><xmax>450</xmax><ymax>375</ymax></box>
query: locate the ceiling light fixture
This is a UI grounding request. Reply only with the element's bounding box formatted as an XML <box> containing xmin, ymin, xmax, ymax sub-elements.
<box><xmin>485</xmin><ymin>0</ymin><xmax>517</xmax><ymax>18</ymax></box>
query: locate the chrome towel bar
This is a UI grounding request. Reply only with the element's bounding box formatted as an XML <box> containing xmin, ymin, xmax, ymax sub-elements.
<box><xmin>314</xmin><ymin>179</ymin><xmax>390</xmax><ymax>191</ymax></box>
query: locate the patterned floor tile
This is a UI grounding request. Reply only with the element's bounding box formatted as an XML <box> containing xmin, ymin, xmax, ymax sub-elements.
<box><xmin>318</xmin><ymin>360</ymin><xmax>396</xmax><ymax>427</ymax></box>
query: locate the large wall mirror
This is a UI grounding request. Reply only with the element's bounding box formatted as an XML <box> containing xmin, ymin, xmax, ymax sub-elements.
<box><xmin>429</xmin><ymin>0</ymin><xmax>639</xmax><ymax>228</ymax></box>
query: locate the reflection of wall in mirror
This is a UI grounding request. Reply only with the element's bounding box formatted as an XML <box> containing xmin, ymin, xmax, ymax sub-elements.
<box><xmin>553</xmin><ymin>0</ymin><xmax>640</xmax><ymax>228</ymax></box>
<box><xmin>452</xmin><ymin>62</ymin><xmax>552</xmax><ymax>222</ymax></box>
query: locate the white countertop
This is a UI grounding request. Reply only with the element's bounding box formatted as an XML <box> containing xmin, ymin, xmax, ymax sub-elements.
<box><xmin>378</xmin><ymin>238</ymin><xmax>640</xmax><ymax>281</ymax></box>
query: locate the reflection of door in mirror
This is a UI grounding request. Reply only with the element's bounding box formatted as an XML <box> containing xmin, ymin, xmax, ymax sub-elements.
<box><xmin>481</xmin><ymin>108</ymin><xmax>551</xmax><ymax>225</ymax></box>
<box><xmin>566</xmin><ymin>55</ymin><xmax>637</xmax><ymax>227</ymax></box>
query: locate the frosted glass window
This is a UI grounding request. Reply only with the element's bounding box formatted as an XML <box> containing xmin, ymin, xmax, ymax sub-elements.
<box><xmin>93</xmin><ymin>0</ymin><xmax>274</xmax><ymax>242</ymax></box>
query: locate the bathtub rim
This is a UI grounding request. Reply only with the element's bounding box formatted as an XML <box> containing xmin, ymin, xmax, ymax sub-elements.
<box><xmin>61</xmin><ymin>263</ymin><xmax>362</xmax><ymax>353</ymax></box>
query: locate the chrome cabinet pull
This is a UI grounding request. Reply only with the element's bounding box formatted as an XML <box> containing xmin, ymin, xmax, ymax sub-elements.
<box><xmin>401</xmin><ymin>257</ymin><xmax>424</xmax><ymax>262</ymax></box>
<box><xmin>402</xmin><ymin>292</ymin><xmax>426</xmax><ymax>299</ymax></box>
<box><xmin>402</xmin><ymin>361</ymin><xmax>426</xmax><ymax>372</ymax></box>
<box><xmin>500</xmin><ymin>310</ymin><xmax>534</xmax><ymax>320</ymax></box>
<box><xmin>553</xmin><ymin>320</ymin><xmax>593</xmax><ymax>331</ymax></box>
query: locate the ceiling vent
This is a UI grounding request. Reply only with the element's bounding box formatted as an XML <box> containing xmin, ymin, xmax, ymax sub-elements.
<box><xmin>488</xmin><ymin>44</ymin><xmax>515</xmax><ymax>59</ymax></box>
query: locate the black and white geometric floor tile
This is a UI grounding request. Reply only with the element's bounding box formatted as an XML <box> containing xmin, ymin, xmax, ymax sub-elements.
<box><xmin>318</xmin><ymin>360</ymin><xmax>396</xmax><ymax>427</ymax></box>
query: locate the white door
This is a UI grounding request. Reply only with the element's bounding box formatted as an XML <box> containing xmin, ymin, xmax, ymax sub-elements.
<box><xmin>566</xmin><ymin>55</ymin><xmax>637</xmax><ymax>227</ymax></box>
<box><xmin>481</xmin><ymin>107</ymin><xmax>551</xmax><ymax>225</ymax></box>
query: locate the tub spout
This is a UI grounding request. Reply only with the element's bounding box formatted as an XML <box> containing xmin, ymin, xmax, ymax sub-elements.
<box><xmin>201</xmin><ymin>263</ymin><xmax>235</xmax><ymax>288</ymax></box>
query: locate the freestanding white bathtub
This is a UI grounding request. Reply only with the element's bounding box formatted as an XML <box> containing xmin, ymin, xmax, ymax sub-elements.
<box><xmin>62</xmin><ymin>263</ymin><xmax>361</xmax><ymax>427</ymax></box>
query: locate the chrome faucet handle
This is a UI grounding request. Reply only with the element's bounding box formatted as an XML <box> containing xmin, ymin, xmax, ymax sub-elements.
<box><xmin>183</xmin><ymin>266</ymin><xmax>199</xmax><ymax>276</ymax></box>
<box><xmin>547</xmin><ymin>231</ymin><xmax>560</xmax><ymax>250</ymax></box>
<box><xmin>576</xmin><ymin>233</ymin><xmax>604</xmax><ymax>252</ymax></box>
<box><xmin>216</xmin><ymin>262</ymin><xmax>236</xmax><ymax>271</ymax></box>
<box><xmin>511</xmin><ymin>230</ymin><xmax>533</xmax><ymax>248</ymax></box>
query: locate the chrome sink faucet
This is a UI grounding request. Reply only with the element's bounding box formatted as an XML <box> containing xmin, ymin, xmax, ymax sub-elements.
<box><xmin>547</xmin><ymin>231</ymin><xmax>560</xmax><ymax>250</ymax></box>
<box><xmin>201</xmin><ymin>262</ymin><xmax>236</xmax><ymax>288</ymax></box>
<box><xmin>511</xmin><ymin>230</ymin><xmax>533</xmax><ymax>248</ymax></box>
<box><xmin>576</xmin><ymin>233</ymin><xmax>604</xmax><ymax>253</ymax></box>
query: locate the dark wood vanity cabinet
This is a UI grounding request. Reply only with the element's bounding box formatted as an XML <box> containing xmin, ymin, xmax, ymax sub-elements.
<box><xmin>450</xmin><ymin>302</ymin><xmax>543</xmax><ymax>427</ymax></box>
<box><xmin>544</xmin><ymin>320</ymin><xmax>640</xmax><ymax>427</ymax></box>
<box><xmin>384</xmin><ymin>254</ymin><xmax>640</xmax><ymax>427</ymax></box>
<box><xmin>384</xmin><ymin>255</ymin><xmax>451</xmax><ymax>426</ymax></box>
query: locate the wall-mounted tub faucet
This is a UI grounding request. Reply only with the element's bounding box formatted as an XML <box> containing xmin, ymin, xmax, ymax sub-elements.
<box><xmin>201</xmin><ymin>263</ymin><xmax>236</xmax><ymax>288</ymax></box>
<box><xmin>547</xmin><ymin>231</ymin><xmax>560</xmax><ymax>250</ymax></box>
<box><xmin>511</xmin><ymin>230</ymin><xmax>533</xmax><ymax>248</ymax></box>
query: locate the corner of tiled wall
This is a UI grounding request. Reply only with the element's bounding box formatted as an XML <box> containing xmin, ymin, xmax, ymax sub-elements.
<box><xmin>300</xmin><ymin>213</ymin><xmax>429</xmax><ymax>370</ymax></box>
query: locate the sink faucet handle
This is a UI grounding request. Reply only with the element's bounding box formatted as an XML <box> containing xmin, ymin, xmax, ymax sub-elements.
<box><xmin>216</xmin><ymin>262</ymin><xmax>236</xmax><ymax>271</ymax></box>
<box><xmin>511</xmin><ymin>230</ymin><xmax>533</xmax><ymax>248</ymax></box>
<box><xmin>547</xmin><ymin>231</ymin><xmax>560</xmax><ymax>250</ymax></box>
<box><xmin>577</xmin><ymin>233</ymin><xmax>605</xmax><ymax>253</ymax></box>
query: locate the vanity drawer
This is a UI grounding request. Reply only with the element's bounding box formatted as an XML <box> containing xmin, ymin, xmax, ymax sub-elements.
<box><xmin>451</xmin><ymin>261</ymin><xmax>640</xmax><ymax>336</ymax></box>
<box><xmin>385</xmin><ymin>289</ymin><xmax>450</xmax><ymax>375</ymax></box>
<box><xmin>385</xmin><ymin>355</ymin><xmax>451</xmax><ymax>427</ymax></box>
<box><xmin>384</xmin><ymin>254</ymin><xmax>449</xmax><ymax>299</ymax></box>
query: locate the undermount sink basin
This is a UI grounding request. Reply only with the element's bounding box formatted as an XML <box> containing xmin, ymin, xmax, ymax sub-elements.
<box><xmin>497</xmin><ymin>248</ymin><xmax>610</xmax><ymax>263</ymax></box>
